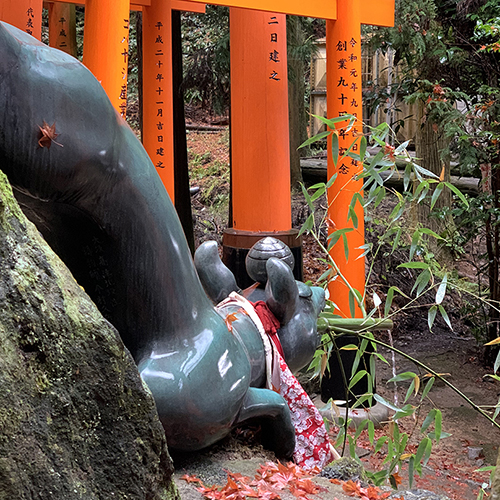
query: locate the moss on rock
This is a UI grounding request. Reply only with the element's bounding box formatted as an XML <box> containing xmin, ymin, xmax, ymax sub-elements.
<box><xmin>0</xmin><ymin>170</ymin><xmax>178</xmax><ymax>500</ymax></box>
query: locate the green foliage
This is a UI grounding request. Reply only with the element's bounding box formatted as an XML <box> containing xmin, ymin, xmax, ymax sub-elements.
<box><xmin>303</xmin><ymin>114</ymin><xmax>500</xmax><ymax>489</ymax></box>
<box><xmin>181</xmin><ymin>6</ymin><xmax>230</xmax><ymax>114</ymax></box>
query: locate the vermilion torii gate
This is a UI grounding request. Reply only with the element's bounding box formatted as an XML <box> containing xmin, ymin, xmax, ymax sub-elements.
<box><xmin>0</xmin><ymin>0</ymin><xmax>394</xmax><ymax>317</ymax></box>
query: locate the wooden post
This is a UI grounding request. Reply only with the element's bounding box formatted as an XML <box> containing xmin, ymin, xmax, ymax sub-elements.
<box><xmin>326</xmin><ymin>0</ymin><xmax>365</xmax><ymax>317</ymax></box>
<box><xmin>0</xmin><ymin>0</ymin><xmax>42</xmax><ymax>40</ymax></box>
<box><xmin>142</xmin><ymin>0</ymin><xmax>175</xmax><ymax>200</ymax></box>
<box><xmin>48</xmin><ymin>2</ymin><xmax>77</xmax><ymax>56</ymax></box>
<box><xmin>229</xmin><ymin>8</ymin><xmax>290</xmax><ymax>232</ymax></box>
<box><xmin>83</xmin><ymin>0</ymin><xmax>130</xmax><ymax>118</ymax></box>
<box><xmin>223</xmin><ymin>8</ymin><xmax>301</xmax><ymax>287</ymax></box>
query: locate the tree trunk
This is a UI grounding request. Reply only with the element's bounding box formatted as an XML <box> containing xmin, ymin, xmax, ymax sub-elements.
<box><xmin>414</xmin><ymin>98</ymin><xmax>454</xmax><ymax>264</ymax></box>
<box><xmin>486</xmin><ymin>162</ymin><xmax>500</xmax><ymax>360</ymax></box>
<box><xmin>287</xmin><ymin>16</ymin><xmax>306</xmax><ymax>189</ymax></box>
<box><xmin>491</xmin><ymin>444</ymin><xmax>500</xmax><ymax>500</ymax></box>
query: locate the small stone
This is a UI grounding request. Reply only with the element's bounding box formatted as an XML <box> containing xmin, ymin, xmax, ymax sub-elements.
<box><xmin>245</xmin><ymin>237</ymin><xmax>294</xmax><ymax>284</ymax></box>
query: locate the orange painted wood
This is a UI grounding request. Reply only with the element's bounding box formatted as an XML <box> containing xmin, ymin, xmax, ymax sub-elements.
<box><xmin>360</xmin><ymin>0</ymin><xmax>394</xmax><ymax>27</ymax></box>
<box><xmin>172</xmin><ymin>1</ymin><xmax>205</xmax><ymax>13</ymax></box>
<box><xmin>46</xmin><ymin>0</ymin><xmax>206</xmax><ymax>13</ymax></box>
<box><xmin>186</xmin><ymin>0</ymin><xmax>394</xmax><ymax>24</ymax></box>
<box><xmin>326</xmin><ymin>0</ymin><xmax>365</xmax><ymax>318</ymax></box>
<box><xmin>0</xmin><ymin>0</ymin><xmax>42</xmax><ymax>39</ymax></box>
<box><xmin>142</xmin><ymin>0</ymin><xmax>175</xmax><ymax>200</ymax></box>
<box><xmin>48</xmin><ymin>2</ymin><xmax>77</xmax><ymax>56</ymax></box>
<box><xmin>83</xmin><ymin>0</ymin><xmax>130</xmax><ymax>117</ymax></box>
<box><xmin>189</xmin><ymin>0</ymin><xmax>336</xmax><ymax>20</ymax></box>
<box><xmin>230</xmin><ymin>8</ymin><xmax>291</xmax><ymax>232</ymax></box>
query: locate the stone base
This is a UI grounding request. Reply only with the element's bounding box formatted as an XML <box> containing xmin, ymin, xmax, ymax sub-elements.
<box><xmin>222</xmin><ymin>228</ymin><xmax>303</xmax><ymax>289</ymax></box>
<box><xmin>314</xmin><ymin>396</ymin><xmax>390</xmax><ymax>429</ymax></box>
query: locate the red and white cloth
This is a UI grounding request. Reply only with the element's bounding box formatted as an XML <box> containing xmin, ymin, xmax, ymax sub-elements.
<box><xmin>217</xmin><ymin>292</ymin><xmax>334</xmax><ymax>470</ymax></box>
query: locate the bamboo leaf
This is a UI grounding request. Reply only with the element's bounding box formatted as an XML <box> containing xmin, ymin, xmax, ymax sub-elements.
<box><xmin>312</xmin><ymin>113</ymin><xmax>353</xmax><ymax>128</ymax></box>
<box><xmin>438</xmin><ymin>305</ymin><xmax>453</xmax><ymax>331</ymax></box>
<box><xmin>348</xmin><ymin>369</ymin><xmax>368</xmax><ymax>389</ymax></box>
<box><xmin>340</xmin><ymin>344</ymin><xmax>359</xmax><ymax>351</ymax></box>
<box><xmin>331</xmin><ymin>132</ymin><xmax>339</xmax><ymax>167</ymax></box>
<box><xmin>434</xmin><ymin>409</ymin><xmax>442</xmax><ymax>444</ymax></box>
<box><xmin>410</xmin><ymin>230</ymin><xmax>420</xmax><ymax>261</ymax></box>
<box><xmin>375</xmin><ymin>185</ymin><xmax>386</xmax><ymax>208</ymax></box>
<box><xmin>405</xmin><ymin>379</ymin><xmax>416</xmax><ymax>403</ymax></box>
<box><xmin>373</xmin><ymin>393</ymin><xmax>400</xmax><ymax>412</ymax></box>
<box><xmin>298</xmin><ymin>213</ymin><xmax>314</xmax><ymax>237</ymax></box>
<box><xmin>391</xmin><ymin>227</ymin><xmax>402</xmax><ymax>253</ymax></box>
<box><xmin>398</xmin><ymin>262</ymin><xmax>430</xmax><ymax>269</ymax></box>
<box><xmin>404</xmin><ymin>162</ymin><xmax>412</xmax><ymax>192</ymax></box>
<box><xmin>415</xmin><ymin>437</ymin><xmax>431</xmax><ymax>465</ymax></box>
<box><xmin>423</xmin><ymin>437</ymin><xmax>433</xmax><ymax>466</ymax></box>
<box><xmin>360</xmin><ymin>135</ymin><xmax>367</xmax><ymax>160</ymax></box>
<box><xmin>421</xmin><ymin>408</ymin><xmax>437</xmax><ymax>434</ymax></box>
<box><xmin>428</xmin><ymin>305</ymin><xmax>438</xmax><ymax>330</ymax></box>
<box><xmin>420</xmin><ymin>227</ymin><xmax>444</xmax><ymax>240</ymax></box>
<box><xmin>412</xmin><ymin>269</ymin><xmax>431</xmax><ymax>296</ymax></box>
<box><xmin>430</xmin><ymin>183</ymin><xmax>444</xmax><ymax>210</ymax></box>
<box><xmin>413</xmin><ymin>162</ymin><xmax>440</xmax><ymax>179</ymax></box>
<box><xmin>408</xmin><ymin>456</ymin><xmax>415</xmax><ymax>489</ymax></box>
<box><xmin>444</xmin><ymin>181</ymin><xmax>469</xmax><ymax>208</ymax></box>
<box><xmin>421</xmin><ymin>377</ymin><xmax>435</xmax><ymax>400</ymax></box>
<box><xmin>435</xmin><ymin>274</ymin><xmax>448</xmax><ymax>305</ymax></box>
<box><xmin>495</xmin><ymin>350</ymin><xmax>500</xmax><ymax>374</ymax></box>
<box><xmin>300</xmin><ymin>182</ymin><xmax>313</xmax><ymax>211</ymax></box>
<box><xmin>310</xmin><ymin>185</ymin><xmax>326</xmax><ymax>202</ymax></box>
<box><xmin>414</xmin><ymin>375</ymin><xmax>420</xmax><ymax>395</ymax></box>
<box><xmin>484</xmin><ymin>337</ymin><xmax>500</xmax><ymax>346</ymax></box>
<box><xmin>395</xmin><ymin>140</ymin><xmax>410</xmax><ymax>154</ymax></box>
<box><xmin>388</xmin><ymin>371</ymin><xmax>417</xmax><ymax>383</ymax></box>
<box><xmin>375</xmin><ymin>436</ymin><xmax>388</xmax><ymax>453</ymax></box>
<box><xmin>384</xmin><ymin>287</ymin><xmax>395</xmax><ymax>316</ymax></box>
<box><xmin>326</xmin><ymin>172</ymin><xmax>338</xmax><ymax>188</ymax></box>
<box><xmin>348</xmin><ymin>205</ymin><xmax>358</xmax><ymax>229</ymax></box>
<box><xmin>342</xmin><ymin>233</ymin><xmax>350</xmax><ymax>262</ymax></box>
<box><xmin>348</xmin><ymin>290</ymin><xmax>355</xmax><ymax>318</ymax></box>
<box><xmin>299</xmin><ymin>130</ymin><xmax>331</xmax><ymax>149</ymax></box>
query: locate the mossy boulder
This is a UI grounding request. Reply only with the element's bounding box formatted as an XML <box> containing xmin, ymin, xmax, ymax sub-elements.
<box><xmin>319</xmin><ymin>456</ymin><xmax>367</xmax><ymax>482</ymax></box>
<box><xmin>0</xmin><ymin>169</ymin><xmax>178</xmax><ymax>500</ymax></box>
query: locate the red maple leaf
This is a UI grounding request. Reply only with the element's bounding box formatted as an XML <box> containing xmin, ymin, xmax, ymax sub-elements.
<box><xmin>196</xmin><ymin>485</ymin><xmax>222</xmax><ymax>500</ymax></box>
<box><xmin>181</xmin><ymin>474</ymin><xmax>202</xmax><ymax>485</ymax></box>
<box><xmin>384</xmin><ymin>143</ymin><xmax>395</xmax><ymax>161</ymax></box>
<box><xmin>38</xmin><ymin>121</ymin><xmax>63</xmax><ymax>149</ymax></box>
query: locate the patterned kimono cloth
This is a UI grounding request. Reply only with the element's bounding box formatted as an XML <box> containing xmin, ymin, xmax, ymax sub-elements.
<box><xmin>218</xmin><ymin>293</ymin><xmax>336</xmax><ymax>470</ymax></box>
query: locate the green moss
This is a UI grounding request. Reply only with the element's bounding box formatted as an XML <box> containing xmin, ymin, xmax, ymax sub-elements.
<box><xmin>320</xmin><ymin>456</ymin><xmax>367</xmax><ymax>482</ymax></box>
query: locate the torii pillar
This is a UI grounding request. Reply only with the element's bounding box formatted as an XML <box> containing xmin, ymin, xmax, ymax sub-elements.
<box><xmin>83</xmin><ymin>0</ymin><xmax>131</xmax><ymax>118</ymax></box>
<box><xmin>223</xmin><ymin>8</ymin><xmax>301</xmax><ymax>287</ymax></box>
<box><xmin>0</xmin><ymin>0</ymin><xmax>42</xmax><ymax>40</ymax></box>
<box><xmin>48</xmin><ymin>2</ymin><xmax>77</xmax><ymax>57</ymax></box>
<box><xmin>142</xmin><ymin>0</ymin><xmax>175</xmax><ymax>200</ymax></box>
<box><xmin>326</xmin><ymin>0</ymin><xmax>394</xmax><ymax>317</ymax></box>
<box><xmin>142</xmin><ymin>0</ymin><xmax>206</xmax><ymax>203</ymax></box>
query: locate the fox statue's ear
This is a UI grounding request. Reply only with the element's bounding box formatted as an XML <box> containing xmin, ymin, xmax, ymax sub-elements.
<box><xmin>194</xmin><ymin>240</ymin><xmax>239</xmax><ymax>304</ymax></box>
<box><xmin>265</xmin><ymin>258</ymin><xmax>299</xmax><ymax>325</ymax></box>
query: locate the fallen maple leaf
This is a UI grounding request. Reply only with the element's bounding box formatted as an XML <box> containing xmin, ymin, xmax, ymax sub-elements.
<box><xmin>181</xmin><ymin>474</ymin><xmax>202</xmax><ymax>484</ymax></box>
<box><xmin>38</xmin><ymin>121</ymin><xmax>63</xmax><ymax>149</ymax></box>
<box><xmin>195</xmin><ymin>484</ymin><xmax>221</xmax><ymax>500</ymax></box>
<box><xmin>342</xmin><ymin>480</ymin><xmax>363</xmax><ymax>496</ymax></box>
<box><xmin>390</xmin><ymin>472</ymin><xmax>403</xmax><ymax>487</ymax></box>
<box><xmin>224</xmin><ymin>312</ymin><xmax>239</xmax><ymax>332</ymax></box>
